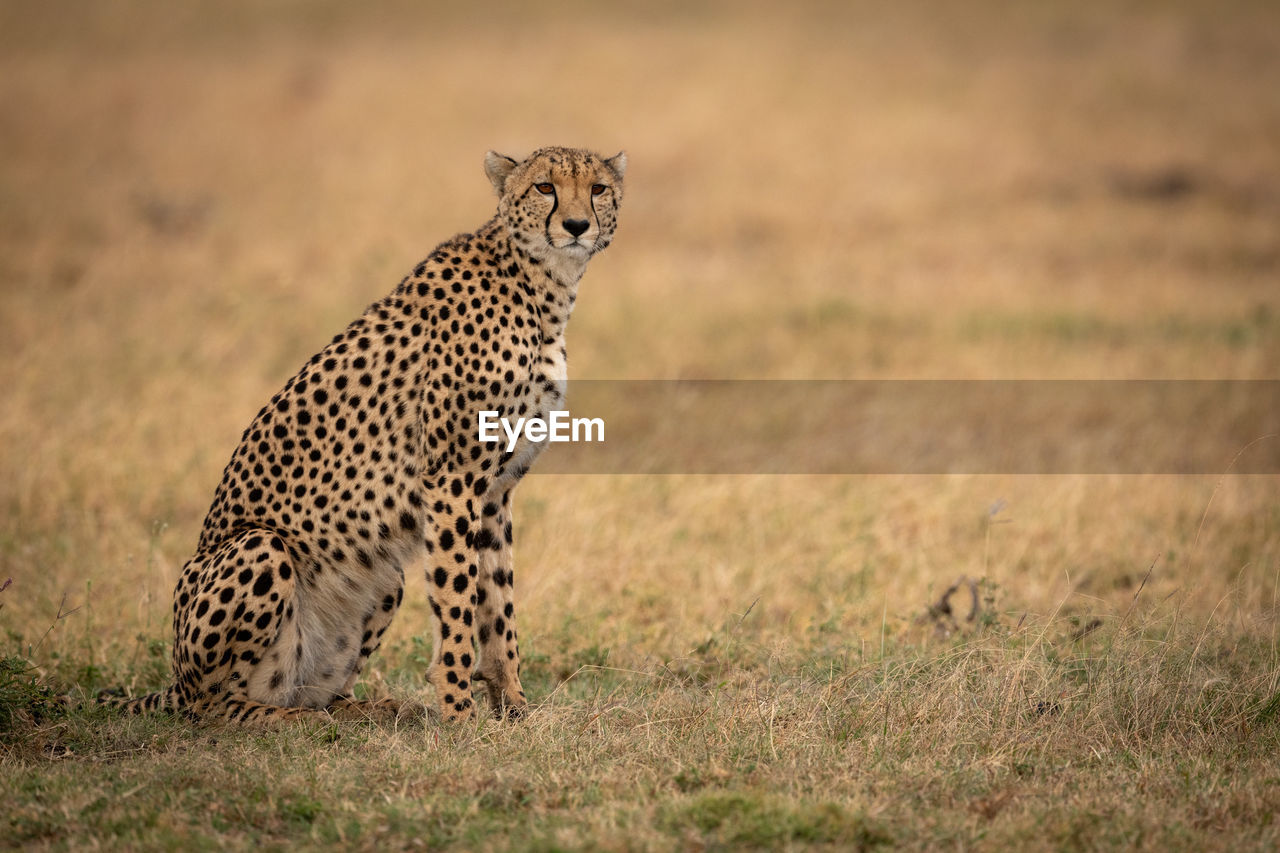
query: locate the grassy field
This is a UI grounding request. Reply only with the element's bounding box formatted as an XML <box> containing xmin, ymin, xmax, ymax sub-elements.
<box><xmin>3</xmin><ymin>0</ymin><xmax>1279</xmax><ymax>849</ymax></box>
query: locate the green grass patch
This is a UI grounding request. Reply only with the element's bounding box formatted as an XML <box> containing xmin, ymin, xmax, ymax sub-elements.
<box><xmin>665</xmin><ymin>791</ymin><xmax>892</xmax><ymax>849</ymax></box>
<box><xmin>6</xmin><ymin>606</ymin><xmax>1280</xmax><ymax>850</ymax></box>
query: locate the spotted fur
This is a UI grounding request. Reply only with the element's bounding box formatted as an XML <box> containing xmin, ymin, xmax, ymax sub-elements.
<box><xmin>107</xmin><ymin>147</ymin><xmax>626</xmax><ymax>723</ymax></box>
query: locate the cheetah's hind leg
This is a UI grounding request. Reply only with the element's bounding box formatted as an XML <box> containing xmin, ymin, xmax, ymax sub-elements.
<box><xmin>172</xmin><ymin>529</ymin><xmax>329</xmax><ymax>725</ymax></box>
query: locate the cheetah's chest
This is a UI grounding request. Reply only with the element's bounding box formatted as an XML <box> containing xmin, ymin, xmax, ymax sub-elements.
<box><xmin>493</xmin><ymin>340</ymin><xmax>566</xmax><ymax>485</ymax></box>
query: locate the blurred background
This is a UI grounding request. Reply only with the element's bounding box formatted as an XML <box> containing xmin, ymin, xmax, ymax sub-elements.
<box><xmin>1</xmin><ymin>0</ymin><xmax>1277</xmax><ymax>670</ymax></box>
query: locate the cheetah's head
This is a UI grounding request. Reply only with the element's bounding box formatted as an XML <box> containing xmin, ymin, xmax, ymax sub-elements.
<box><xmin>484</xmin><ymin>147</ymin><xmax>626</xmax><ymax>266</ymax></box>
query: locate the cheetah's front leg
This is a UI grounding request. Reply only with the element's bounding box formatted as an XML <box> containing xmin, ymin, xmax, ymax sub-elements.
<box><xmin>424</xmin><ymin>497</ymin><xmax>481</xmax><ymax>721</ymax></box>
<box><xmin>473</xmin><ymin>489</ymin><xmax>528</xmax><ymax>718</ymax></box>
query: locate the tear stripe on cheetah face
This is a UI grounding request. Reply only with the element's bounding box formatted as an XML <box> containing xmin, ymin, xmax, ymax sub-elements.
<box><xmin>102</xmin><ymin>147</ymin><xmax>624</xmax><ymax>725</ymax></box>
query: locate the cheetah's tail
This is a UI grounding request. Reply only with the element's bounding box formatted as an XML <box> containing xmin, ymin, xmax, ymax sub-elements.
<box><xmin>96</xmin><ymin>684</ymin><xmax>185</xmax><ymax>715</ymax></box>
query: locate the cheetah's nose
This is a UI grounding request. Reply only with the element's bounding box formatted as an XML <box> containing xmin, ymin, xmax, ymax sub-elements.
<box><xmin>563</xmin><ymin>219</ymin><xmax>589</xmax><ymax>238</ymax></box>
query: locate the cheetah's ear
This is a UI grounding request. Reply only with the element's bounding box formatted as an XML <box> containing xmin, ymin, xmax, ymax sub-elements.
<box><xmin>484</xmin><ymin>151</ymin><xmax>520</xmax><ymax>194</ymax></box>
<box><xmin>605</xmin><ymin>151</ymin><xmax>627</xmax><ymax>181</ymax></box>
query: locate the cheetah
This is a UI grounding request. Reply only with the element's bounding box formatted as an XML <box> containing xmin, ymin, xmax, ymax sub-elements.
<box><xmin>112</xmin><ymin>147</ymin><xmax>625</xmax><ymax>723</ymax></box>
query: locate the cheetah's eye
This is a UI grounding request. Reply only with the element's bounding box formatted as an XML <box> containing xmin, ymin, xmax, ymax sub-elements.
<box><xmin>535</xmin><ymin>183</ymin><xmax>555</xmax><ymax>195</ymax></box>
<box><xmin>591</xmin><ymin>184</ymin><xmax>607</xmax><ymax>196</ymax></box>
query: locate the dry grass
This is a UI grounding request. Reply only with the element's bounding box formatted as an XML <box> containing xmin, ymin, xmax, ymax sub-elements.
<box><xmin>2</xmin><ymin>0</ymin><xmax>1279</xmax><ymax>849</ymax></box>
